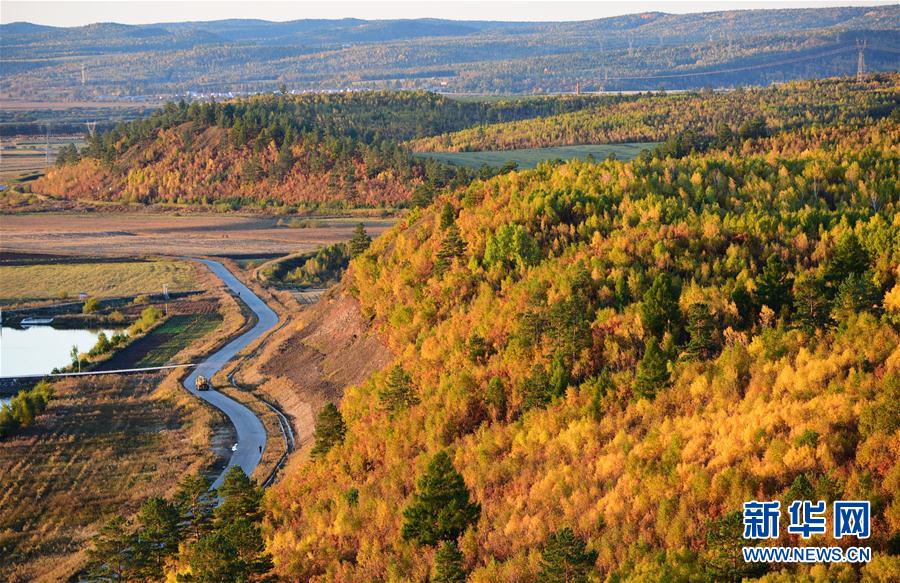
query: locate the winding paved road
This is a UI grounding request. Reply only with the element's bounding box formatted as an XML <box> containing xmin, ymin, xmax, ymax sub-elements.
<box><xmin>183</xmin><ymin>259</ymin><xmax>279</xmax><ymax>489</ymax></box>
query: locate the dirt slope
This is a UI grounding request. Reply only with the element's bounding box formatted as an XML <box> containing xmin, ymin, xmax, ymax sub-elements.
<box><xmin>242</xmin><ymin>286</ymin><xmax>392</xmax><ymax>454</ymax></box>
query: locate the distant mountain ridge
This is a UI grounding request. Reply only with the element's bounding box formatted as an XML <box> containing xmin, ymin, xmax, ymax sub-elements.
<box><xmin>1</xmin><ymin>6</ymin><xmax>898</xmax><ymax>99</ymax></box>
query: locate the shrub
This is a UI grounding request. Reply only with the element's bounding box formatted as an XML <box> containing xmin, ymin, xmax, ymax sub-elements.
<box><xmin>83</xmin><ymin>297</ymin><xmax>101</xmax><ymax>314</ymax></box>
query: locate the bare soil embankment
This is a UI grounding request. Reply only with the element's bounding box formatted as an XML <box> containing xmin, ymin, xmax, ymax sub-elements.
<box><xmin>238</xmin><ymin>286</ymin><xmax>392</xmax><ymax>460</ymax></box>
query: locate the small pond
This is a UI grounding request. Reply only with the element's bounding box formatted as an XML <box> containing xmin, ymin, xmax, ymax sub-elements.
<box><xmin>0</xmin><ymin>326</ymin><xmax>120</xmax><ymax>378</ymax></box>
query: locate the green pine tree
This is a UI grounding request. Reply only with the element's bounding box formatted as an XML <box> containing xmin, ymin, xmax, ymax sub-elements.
<box><xmin>216</xmin><ymin>466</ymin><xmax>263</xmax><ymax>525</ymax></box>
<box><xmin>756</xmin><ymin>255</ymin><xmax>792</xmax><ymax>315</ymax></box>
<box><xmin>411</xmin><ymin>184</ymin><xmax>436</xmax><ymax>208</ymax></box>
<box><xmin>641</xmin><ymin>273</ymin><xmax>681</xmax><ymax>339</ymax></box>
<box><xmin>521</xmin><ymin>364</ymin><xmax>552</xmax><ymax>411</ymax></box>
<box><xmin>824</xmin><ymin>233</ymin><xmax>869</xmax><ymax>290</ymax></box>
<box><xmin>783</xmin><ymin>473</ymin><xmax>815</xmax><ymax>506</ymax></box>
<box><xmin>432</xmin><ymin>540</ymin><xmax>467</xmax><ymax>583</ymax></box>
<box><xmin>704</xmin><ymin>511</ymin><xmax>766</xmax><ymax>582</ymax></box>
<box><xmin>440</xmin><ymin>202</ymin><xmax>456</xmax><ymax>230</ymax></box>
<box><xmin>349</xmin><ymin>223</ymin><xmax>372</xmax><ymax>258</ymax></box>
<box><xmin>485</xmin><ymin>377</ymin><xmax>507</xmax><ymax>422</ymax></box>
<box><xmin>184</xmin><ymin>529</ymin><xmax>244</xmax><ymax>583</ymax></box>
<box><xmin>275</xmin><ymin>140</ymin><xmax>294</xmax><ymax>178</ymax></box>
<box><xmin>435</xmin><ymin>225</ymin><xmax>467</xmax><ymax>275</ymax></box>
<box><xmin>832</xmin><ymin>271</ymin><xmax>880</xmax><ymax>322</ymax></box>
<box><xmin>87</xmin><ymin>514</ymin><xmax>135</xmax><ymax>581</ymax></box>
<box><xmin>684</xmin><ymin>302</ymin><xmax>714</xmax><ymax>361</ymax></box>
<box><xmin>401</xmin><ymin>450</ymin><xmax>481</xmax><ymax>546</ymax></box>
<box><xmin>174</xmin><ymin>474</ymin><xmax>215</xmax><ymax>540</ymax></box>
<box><xmin>793</xmin><ymin>274</ymin><xmax>830</xmax><ymax>332</ymax></box>
<box><xmin>312</xmin><ymin>403</ymin><xmax>347</xmax><ymax>458</ymax></box>
<box><xmin>538</xmin><ymin>527</ymin><xmax>598</xmax><ymax>583</ymax></box>
<box><xmin>379</xmin><ymin>364</ymin><xmax>419</xmax><ymax>415</ymax></box>
<box><xmin>183</xmin><ymin>467</ymin><xmax>270</xmax><ymax>582</ymax></box>
<box><xmin>635</xmin><ymin>337</ymin><xmax>670</xmax><ymax>399</ymax></box>
<box><xmin>133</xmin><ymin>496</ymin><xmax>181</xmax><ymax>579</ymax></box>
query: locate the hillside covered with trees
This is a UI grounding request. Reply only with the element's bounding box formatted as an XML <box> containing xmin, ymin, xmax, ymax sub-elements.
<box><xmin>264</xmin><ymin>113</ymin><xmax>900</xmax><ymax>580</ymax></box>
<box><xmin>410</xmin><ymin>75</ymin><xmax>899</xmax><ymax>152</ymax></box>
<box><xmin>33</xmin><ymin>91</ymin><xmax>609</xmax><ymax>209</ymax></box>
<box><xmin>34</xmin><ymin>77</ymin><xmax>898</xmax><ymax>210</ymax></box>
<box><xmin>2</xmin><ymin>6</ymin><xmax>898</xmax><ymax>99</ymax></box>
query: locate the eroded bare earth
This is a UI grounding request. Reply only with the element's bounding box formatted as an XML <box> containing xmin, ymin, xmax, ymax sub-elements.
<box><xmin>241</xmin><ymin>288</ymin><xmax>392</xmax><ymax>454</ymax></box>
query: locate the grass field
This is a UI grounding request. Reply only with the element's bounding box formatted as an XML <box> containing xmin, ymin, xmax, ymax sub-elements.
<box><xmin>0</xmin><ymin>260</ymin><xmax>197</xmax><ymax>302</ymax></box>
<box><xmin>136</xmin><ymin>314</ymin><xmax>224</xmax><ymax>367</ymax></box>
<box><xmin>0</xmin><ymin>374</ymin><xmax>210</xmax><ymax>582</ymax></box>
<box><xmin>414</xmin><ymin>143</ymin><xmax>655</xmax><ymax>169</ymax></box>
<box><xmin>95</xmin><ymin>313</ymin><xmax>225</xmax><ymax>369</ymax></box>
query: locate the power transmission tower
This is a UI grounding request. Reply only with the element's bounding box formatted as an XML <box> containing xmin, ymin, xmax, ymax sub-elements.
<box><xmin>856</xmin><ymin>40</ymin><xmax>867</xmax><ymax>83</ymax></box>
<box><xmin>45</xmin><ymin>123</ymin><xmax>51</xmax><ymax>166</ymax></box>
<box><xmin>81</xmin><ymin>63</ymin><xmax>86</xmax><ymax>86</ymax></box>
<box><xmin>86</xmin><ymin>121</ymin><xmax>98</xmax><ymax>137</ymax></box>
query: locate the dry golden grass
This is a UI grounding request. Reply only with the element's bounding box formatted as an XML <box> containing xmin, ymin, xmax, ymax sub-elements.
<box><xmin>0</xmin><ymin>260</ymin><xmax>197</xmax><ymax>302</ymax></box>
<box><xmin>0</xmin><ymin>213</ymin><xmax>395</xmax><ymax>257</ymax></box>
<box><xmin>0</xmin><ymin>374</ymin><xmax>213</xmax><ymax>583</ymax></box>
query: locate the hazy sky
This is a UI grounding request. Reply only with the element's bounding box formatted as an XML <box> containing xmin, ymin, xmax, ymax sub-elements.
<box><xmin>2</xmin><ymin>0</ymin><xmax>896</xmax><ymax>27</ymax></box>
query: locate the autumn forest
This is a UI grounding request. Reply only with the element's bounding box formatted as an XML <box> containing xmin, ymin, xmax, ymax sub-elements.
<box><xmin>4</xmin><ymin>55</ymin><xmax>899</xmax><ymax>582</ymax></box>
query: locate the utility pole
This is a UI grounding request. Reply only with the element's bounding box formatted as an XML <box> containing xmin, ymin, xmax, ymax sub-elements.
<box><xmin>857</xmin><ymin>40</ymin><xmax>867</xmax><ymax>83</ymax></box>
<box><xmin>45</xmin><ymin>123</ymin><xmax>51</xmax><ymax>166</ymax></box>
<box><xmin>163</xmin><ymin>284</ymin><xmax>169</xmax><ymax>316</ymax></box>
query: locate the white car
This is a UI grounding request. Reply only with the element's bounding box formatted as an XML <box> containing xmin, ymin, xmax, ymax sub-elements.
<box><xmin>231</xmin><ymin>443</ymin><xmax>238</xmax><ymax>452</ymax></box>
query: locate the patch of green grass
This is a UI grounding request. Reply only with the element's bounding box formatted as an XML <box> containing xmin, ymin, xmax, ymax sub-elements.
<box><xmin>414</xmin><ymin>143</ymin><xmax>656</xmax><ymax>169</ymax></box>
<box><xmin>0</xmin><ymin>260</ymin><xmax>197</xmax><ymax>302</ymax></box>
<box><xmin>137</xmin><ymin>314</ymin><xmax>223</xmax><ymax>367</ymax></box>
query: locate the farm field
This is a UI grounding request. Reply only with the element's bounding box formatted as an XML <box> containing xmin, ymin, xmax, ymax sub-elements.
<box><xmin>0</xmin><ymin>259</ymin><xmax>197</xmax><ymax>302</ymax></box>
<box><xmin>413</xmin><ymin>142</ymin><xmax>655</xmax><ymax>168</ymax></box>
<box><xmin>0</xmin><ymin>374</ymin><xmax>212</xmax><ymax>582</ymax></box>
<box><xmin>0</xmin><ymin>213</ymin><xmax>396</xmax><ymax>257</ymax></box>
<box><xmin>135</xmin><ymin>314</ymin><xmax>224</xmax><ymax>368</ymax></box>
<box><xmin>0</xmin><ymin>135</ymin><xmax>84</xmax><ymax>181</ymax></box>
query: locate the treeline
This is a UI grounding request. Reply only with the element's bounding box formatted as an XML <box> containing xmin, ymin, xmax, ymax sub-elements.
<box><xmin>36</xmin><ymin>92</ymin><xmax>607</xmax><ymax>208</ymax></box>
<box><xmin>87</xmin><ymin>467</ymin><xmax>269</xmax><ymax>581</ymax></box>
<box><xmin>78</xmin><ymin>91</ymin><xmax>614</xmax><ymax>160</ymax></box>
<box><xmin>265</xmin><ymin>117</ymin><xmax>900</xmax><ymax>580</ymax></box>
<box><xmin>0</xmin><ymin>381</ymin><xmax>53</xmax><ymax>439</ymax></box>
<box><xmin>259</xmin><ymin>223</ymin><xmax>375</xmax><ymax>287</ymax></box>
<box><xmin>262</xmin><ymin>243</ymin><xmax>350</xmax><ymax>288</ymax></box>
<box><xmin>410</xmin><ymin>75</ymin><xmax>900</xmax><ymax>152</ymax></box>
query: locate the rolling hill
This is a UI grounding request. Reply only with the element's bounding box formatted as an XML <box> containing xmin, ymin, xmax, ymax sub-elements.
<box><xmin>1</xmin><ymin>6</ymin><xmax>898</xmax><ymax>100</ymax></box>
<box><xmin>265</xmin><ymin>113</ymin><xmax>900</xmax><ymax>582</ymax></box>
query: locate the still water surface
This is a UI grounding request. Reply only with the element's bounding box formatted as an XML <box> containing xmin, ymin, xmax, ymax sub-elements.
<box><xmin>0</xmin><ymin>326</ymin><xmax>118</xmax><ymax>378</ymax></box>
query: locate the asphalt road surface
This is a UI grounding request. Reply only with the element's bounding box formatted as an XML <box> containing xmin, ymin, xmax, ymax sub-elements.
<box><xmin>183</xmin><ymin>259</ymin><xmax>279</xmax><ymax>489</ymax></box>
